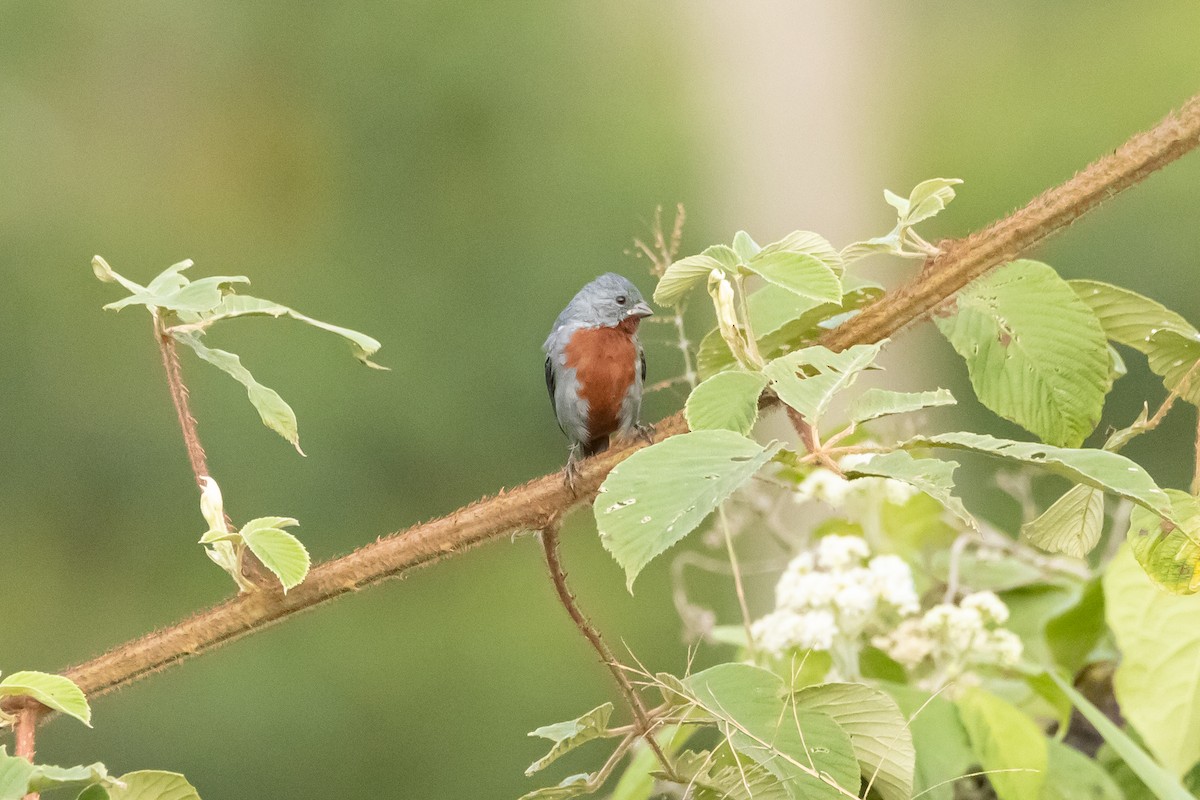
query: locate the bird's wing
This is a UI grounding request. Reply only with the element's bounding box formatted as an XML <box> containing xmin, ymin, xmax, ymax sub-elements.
<box><xmin>640</xmin><ymin>348</ymin><xmax>647</xmax><ymax>383</ymax></box>
<box><xmin>545</xmin><ymin>356</ymin><xmax>556</xmax><ymax>406</ymax></box>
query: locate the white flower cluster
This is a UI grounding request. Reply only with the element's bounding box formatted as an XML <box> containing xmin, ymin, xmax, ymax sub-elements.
<box><xmin>751</xmin><ymin>535</ymin><xmax>919</xmax><ymax>658</ymax></box>
<box><xmin>793</xmin><ymin>453</ymin><xmax>917</xmax><ymax>508</ymax></box>
<box><xmin>872</xmin><ymin>590</ymin><xmax>1023</xmax><ymax>691</ymax></box>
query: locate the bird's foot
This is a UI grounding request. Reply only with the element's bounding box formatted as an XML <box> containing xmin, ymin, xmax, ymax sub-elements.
<box><xmin>563</xmin><ymin>446</ymin><xmax>583</xmax><ymax>492</ymax></box>
<box><xmin>634</xmin><ymin>423</ymin><xmax>656</xmax><ymax>445</ymax></box>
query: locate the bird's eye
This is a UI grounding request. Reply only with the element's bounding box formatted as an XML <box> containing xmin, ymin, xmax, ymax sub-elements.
<box><xmin>616</xmin><ymin>295</ymin><xmax>627</xmax><ymax>305</ymax></box>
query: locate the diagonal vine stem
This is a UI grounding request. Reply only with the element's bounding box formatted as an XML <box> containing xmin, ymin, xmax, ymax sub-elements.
<box><xmin>6</xmin><ymin>89</ymin><xmax>1200</xmax><ymax>731</ymax></box>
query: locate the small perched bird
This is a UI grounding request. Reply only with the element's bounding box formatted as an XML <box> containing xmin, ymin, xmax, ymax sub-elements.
<box><xmin>544</xmin><ymin>273</ymin><xmax>654</xmax><ymax>485</ymax></box>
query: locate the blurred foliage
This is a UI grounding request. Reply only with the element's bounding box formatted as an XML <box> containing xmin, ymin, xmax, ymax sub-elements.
<box><xmin>2</xmin><ymin>2</ymin><xmax>1199</xmax><ymax>798</ymax></box>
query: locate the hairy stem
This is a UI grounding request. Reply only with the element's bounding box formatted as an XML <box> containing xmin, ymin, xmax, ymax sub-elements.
<box><xmin>153</xmin><ymin>314</ymin><xmax>210</xmax><ymax>488</ymax></box>
<box><xmin>539</xmin><ymin>522</ymin><xmax>676</xmax><ymax>778</ymax></box>
<box><xmin>15</xmin><ymin>707</ymin><xmax>39</xmax><ymax>800</ymax></box>
<box><xmin>9</xmin><ymin>89</ymin><xmax>1200</xmax><ymax>729</ymax></box>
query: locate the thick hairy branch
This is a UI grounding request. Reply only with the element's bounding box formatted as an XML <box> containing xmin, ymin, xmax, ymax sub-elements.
<box><xmin>11</xmin><ymin>90</ymin><xmax>1200</xmax><ymax>728</ymax></box>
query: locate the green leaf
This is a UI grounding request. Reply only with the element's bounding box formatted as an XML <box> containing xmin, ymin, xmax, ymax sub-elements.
<box><xmin>743</xmin><ymin>251</ymin><xmax>842</xmax><ymax>305</ymax></box>
<box><xmin>172</xmin><ymin>294</ymin><xmax>386</xmax><ymax>369</ymax></box>
<box><xmin>1071</xmin><ymin>279</ymin><xmax>1200</xmax><ymax>405</ymax></box>
<box><xmin>758</xmin><ymin>230</ymin><xmax>845</xmax><ymax>276</ymax></box>
<box><xmin>905</xmin><ymin>431</ymin><xmax>1173</xmax><ymax>519</ymax></box>
<box><xmin>28</xmin><ymin>762</ymin><xmax>110</xmax><ymax>793</ymax></box>
<box><xmin>525</xmin><ymin>703</ymin><xmax>613</xmax><ymax>776</ymax></box>
<box><xmin>682</xmin><ymin>664</ymin><xmax>860</xmax><ymax>798</ymax></box>
<box><xmin>899</xmin><ymin>178</ymin><xmax>963</xmax><ymax>226</ymax></box>
<box><xmin>794</xmin><ymin>683</ymin><xmax>914</xmax><ymax>800</ymax></box>
<box><xmin>1021</xmin><ymin>484</ymin><xmax>1105</xmax><ymax>559</ymax></box>
<box><xmin>684</xmin><ymin>371</ymin><xmax>768</xmax><ymax>435</ymax></box>
<box><xmin>1048</xmin><ymin>669</ymin><xmax>1194</xmax><ymax>799</ymax></box>
<box><xmin>239</xmin><ymin>518</ymin><xmax>309</xmax><ymax>592</ymax></box>
<box><xmin>844</xmin><ymin>450</ymin><xmax>975</xmax><ymax>529</ymax></box>
<box><xmin>91</xmin><ymin>255</ymin><xmax>148</xmax><ymax>295</ymax></box>
<box><xmin>654</xmin><ymin>250</ymin><xmax>731</xmax><ymax>306</ymax></box>
<box><xmin>518</xmin><ymin>774</ymin><xmax>593</xmax><ymax>800</ymax></box>
<box><xmin>696</xmin><ymin>278</ymin><xmax>884</xmax><ymax>380</ymax></box>
<box><xmin>174</xmin><ymin>332</ymin><xmax>302</xmax><ymax>454</ymax></box>
<box><xmin>934</xmin><ymin>260</ymin><xmax>1109</xmax><ymax>447</ymax></box>
<box><xmin>0</xmin><ymin>748</ymin><xmax>35</xmax><ymax>800</ymax></box>
<box><xmin>662</xmin><ymin>749</ymin><xmax>789</xmax><ymax>800</ymax></box>
<box><xmin>595</xmin><ymin>432</ymin><xmax>783</xmax><ymax>592</ymax></box>
<box><xmin>763</xmin><ymin>343</ymin><xmax>883</xmax><ymax>427</ymax></box>
<box><xmin>0</xmin><ymin>671</ymin><xmax>91</xmax><ymax>727</ymax></box>
<box><xmin>76</xmin><ymin>786</ymin><xmax>109</xmax><ymax>800</ymax></box>
<box><xmin>1107</xmin><ymin>544</ymin><xmax>1200</xmax><ymax>776</ymax></box>
<box><xmin>847</xmin><ymin>388</ymin><xmax>955</xmax><ymax>425</ymax></box>
<box><xmin>1040</xmin><ymin>738</ymin><xmax>1123</xmax><ymax>800</ymax></box>
<box><xmin>880</xmin><ymin>685</ymin><xmax>975</xmax><ymax>800</ymax></box>
<box><xmin>609</xmin><ymin>725</ymin><xmax>695</xmax><ymax>800</ymax></box>
<box><xmin>106</xmin><ymin>771</ymin><xmax>201</xmax><ymax>800</ymax></box>
<box><xmin>1126</xmin><ymin>488</ymin><xmax>1200</xmax><ymax>594</ymax></box>
<box><xmin>1044</xmin><ymin>578</ymin><xmax>1106</xmax><ymax>674</ymax></box>
<box><xmin>955</xmin><ymin>687</ymin><xmax>1047</xmax><ymax>800</ymax></box>
<box><xmin>732</xmin><ymin>230</ymin><xmax>761</xmax><ymax>261</ymax></box>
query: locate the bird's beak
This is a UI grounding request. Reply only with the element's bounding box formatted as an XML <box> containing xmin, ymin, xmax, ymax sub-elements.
<box><xmin>628</xmin><ymin>301</ymin><xmax>654</xmax><ymax>319</ymax></box>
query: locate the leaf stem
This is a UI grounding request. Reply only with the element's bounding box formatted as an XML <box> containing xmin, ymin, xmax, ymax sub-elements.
<box><xmin>539</xmin><ymin>522</ymin><xmax>677</xmax><ymax>780</ymax></box>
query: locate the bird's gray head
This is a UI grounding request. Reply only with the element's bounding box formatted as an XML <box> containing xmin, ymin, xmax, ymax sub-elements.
<box><xmin>562</xmin><ymin>273</ymin><xmax>654</xmax><ymax>330</ymax></box>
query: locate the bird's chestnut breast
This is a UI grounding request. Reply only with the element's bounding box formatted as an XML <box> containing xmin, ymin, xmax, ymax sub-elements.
<box><xmin>564</xmin><ymin>325</ymin><xmax>638</xmax><ymax>440</ymax></box>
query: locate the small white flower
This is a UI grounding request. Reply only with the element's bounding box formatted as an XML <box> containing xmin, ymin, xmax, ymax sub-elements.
<box><xmin>867</xmin><ymin>555</ymin><xmax>920</xmax><ymax>614</ymax></box>
<box><xmin>988</xmin><ymin>629</ymin><xmax>1024</xmax><ymax>666</ymax></box>
<box><xmin>816</xmin><ymin>535</ymin><xmax>870</xmax><ymax>570</ymax></box>
<box><xmin>882</xmin><ymin>479</ymin><xmax>918</xmax><ymax>505</ymax></box>
<box><xmin>776</xmin><ymin>570</ymin><xmax>837</xmax><ymax>610</ymax></box>
<box><xmin>961</xmin><ymin>591</ymin><xmax>1010</xmax><ymax>624</ymax></box>
<box><xmin>796</xmin><ymin>470</ymin><xmax>854</xmax><ymax>506</ymax></box>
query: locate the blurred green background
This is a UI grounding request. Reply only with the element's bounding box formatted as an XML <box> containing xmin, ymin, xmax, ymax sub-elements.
<box><xmin>2</xmin><ymin>3</ymin><xmax>1199</xmax><ymax>797</ymax></box>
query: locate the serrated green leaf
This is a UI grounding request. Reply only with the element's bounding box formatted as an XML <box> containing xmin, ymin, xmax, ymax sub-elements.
<box><xmin>763</xmin><ymin>343</ymin><xmax>883</xmax><ymax>428</ymax></box>
<box><xmin>1021</xmin><ymin>484</ymin><xmax>1105</xmax><ymax>559</ymax></box>
<box><xmin>1048</xmin><ymin>669</ymin><xmax>1194</xmax><ymax>800</ymax></box>
<box><xmin>881</xmin><ymin>685</ymin><xmax>974</xmax><ymax>800</ymax></box>
<box><xmin>905</xmin><ymin>431</ymin><xmax>1172</xmax><ymax>519</ymax></box>
<box><xmin>956</xmin><ymin>687</ymin><xmax>1047</xmax><ymax>800</ymax></box>
<box><xmin>106</xmin><ymin>771</ymin><xmax>201</xmax><ymax>800</ymax></box>
<box><xmin>758</xmin><ymin>230</ymin><xmax>844</xmax><ymax>276</ymax></box>
<box><xmin>1126</xmin><ymin>489</ymin><xmax>1200</xmax><ymax>594</ymax></box>
<box><xmin>0</xmin><ymin>748</ymin><xmax>35</xmax><ymax>800</ymax></box>
<box><xmin>743</xmin><ymin>251</ymin><xmax>841</xmax><ymax>305</ymax></box>
<box><xmin>732</xmin><ymin>231</ymin><xmax>761</xmax><ymax>261</ymax></box>
<box><xmin>173</xmin><ymin>332</ymin><xmax>302</xmax><ymax>455</ymax></box>
<box><xmin>794</xmin><ymin>683</ymin><xmax>914</xmax><ymax>800</ymax></box>
<box><xmin>1071</xmin><ymin>279</ymin><xmax>1200</xmax><ymax>405</ymax></box>
<box><xmin>684</xmin><ymin>371</ymin><xmax>768</xmax><ymax>435</ymax></box>
<box><xmin>682</xmin><ymin>664</ymin><xmax>860</xmax><ymax>798</ymax></box>
<box><xmin>654</xmin><ymin>253</ymin><xmax>728</xmax><ymax>306</ymax></box>
<box><xmin>0</xmin><ymin>671</ymin><xmax>91</xmax><ymax>727</ymax></box>
<box><xmin>840</xmin><ymin>235</ymin><xmax>903</xmax><ymax>264</ymax></box>
<box><xmin>173</xmin><ymin>294</ymin><xmax>386</xmax><ymax>369</ymax></box>
<box><xmin>696</xmin><ymin>278</ymin><xmax>884</xmax><ymax>380</ymax></box>
<box><xmin>240</xmin><ymin>522</ymin><xmax>309</xmax><ymax>592</ymax></box>
<box><xmin>900</xmin><ymin>178</ymin><xmax>962</xmax><ymax>226</ymax></box>
<box><xmin>518</xmin><ymin>773</ymin><xmax>593</xmax><ymax>800</ymax></box>
<box><xmin>595</xmin><ymin>432</ymin><xmax>783</xmax><ymax>592</ymax></box>
<box><xmin>525</xmin><ymin>703</ymin><xmax>613</xmax><ymax>776</ymax></box>
<box><xmin>28</xmin><ymin>762</ymin><xmax>109</xmax><ymax>793</ymax></box>
<box><xmin>843</xmin><ymin>450</ymin><xmax>975</xmax><ymax>529</ymax></box>
<box><xmin>848</xmin><ymin>388</ymin><xmax>956</xmax><ymax>425</ymax></box>
<box><xmin>934</xmin><ymin>260</ymin><xmax>1109</xmax><ymax>447</ymax></box>
<box><xmin>1107</xmin><ymin>543</ymin><xmax>1200</xmax><ymax>776</ymax></box>
<box><xmin>662</xmin><ymin>748</ymin><xmax>789</xmax><ymax>800</ymax></box>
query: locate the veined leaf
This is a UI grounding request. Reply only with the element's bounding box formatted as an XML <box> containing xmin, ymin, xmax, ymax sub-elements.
<box><xmin>848</xmin><ymin>388</ymin><xmax>955</xmax><ymax>425</ymax></box>
<box><xmin>882</xmin><ymin>685</ymin><xmax>974</xmax><ymax>800</ymax></box>
<box><xmin>682</xmin><ymin>664</ymin><xmax>860</xmax><ymax>798</ymax></box>
<box><xmin>956</xmin><ymin>687</ymin><xmax>1047</xmax><ymax>800</ymax></box>
<box><xmin>661</xmin><ymin>749</ymin><xmax>788</xmax><ymax>800</ymax></box>
<box><xmin>1108</xmin><ymin>542</ymin><xmax>1200</xmax><ymax>776</ymax></box>
<box><xmin>172</xmin><ymin>294</ymin><xmax>386</xmax><ymax>369</ymax></box>
<box><xmin>844</xmin><ymin>450</ymin><xmax>975</xmax><ymax>529</ymax></box>
<box><xmin>525</xmin><ymin>703</ymin><xmax>613</xmax><ymax>776</ymax></box>
<box><xmin>0</xmin><ymin>748</ymin><xmax>35</xmax><ymax>800</ymax></box>
<box><xmin>1021</xmin><ymin>484</ymin><xmax>1105</xmax><ymax>559</ymax></box>
<box><xmin>654</xmin><ymin>247</ymin><xmax>737</xmax><ymax>306</ymax></box>
<box><xmin>27</xmin><ymin>762</ymin><xmax>110</xmax><ymax>793</ymax></box>
<box><xmin>899</xmin><ymin>178</ymin><xmax>963</xmax><ymax>226</ymax></box>
<box><xmin>174</xmin><ymin>332</ymin><xmax>302</xmax><ymax>454</ymax></box>
<box><xmin>732</xmin><ymin>230</ymin><xmax>761</xmax><ymax>261</ymax></box>
<box><xmin>763</xmin><ymin>343</ymin><xmax>883</xmax><ymax>428</ymax></box>
<box><xmin>0</xmin><ymin>671</ymin><xmax>90</xmax><ymax>727</ymax></box>
<box><xmin>934</xmin><ymin>260</ymin><xmax>1109</xmax><ymax>447</ymax></box>
<box><xmin>1071</xmin><ymin>279</ymin><xmax>1200</xmax><ymax>405</ymax></box>
<box><xmin>240</xmin><ymin>518</ymin><xmax>309</xmax><ymax>592</ymax></box>
<box><xmin>1127</xmin><ymin>489</ymin><xmax>1200</xmax><ymax>594</ymax></box>
<box><xmin>905</xmin><ymin>431</ymin><xmax>1172</xmax><ymax>520</ymax></box>
<box><xmin>106</xmin><ymin>771</ymin><xmax>201</xmax><ymax>800</ymax></box>
<box><xmin>758</xmin><ymin>230</ymin><xmax>845</xmax><ymax>276</ymax></box>
<box><xmin>743</xmin><ymin>251</ymin><xmax>842</xmax><ymax>305</ymax></box>
<box><xmin>1048</xmin><ymin>669</ymin><xmax>1194</xmax><ymax>799</ymax></box>
<box><xmin>595</xmin><ymin>432</ymin><xmax>783</xmax><ymax>591</ymax></box>
<box><xmin>795</xmin><ymin>682</ymin><xmax>915</xmax><ymax>800</ymax></box>
<box><xmin>684</xmin><ymin>371</ymin><xmax>768</xmax><ymax>435</ymax></box>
